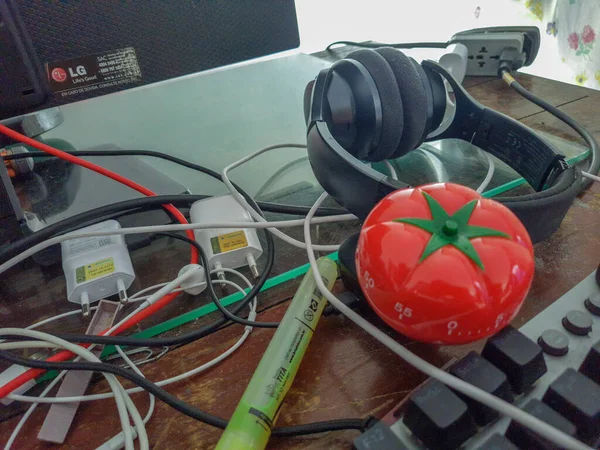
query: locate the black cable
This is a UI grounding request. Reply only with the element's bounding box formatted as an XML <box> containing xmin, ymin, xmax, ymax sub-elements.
<box><xmin>0</xmin><ymin>194</ymin><xmax>344</xmax><ymax>264</ymax></box>
<box><xmin>3</xmin><ymin>251</ymin><xmax>275</xmax><ymax>346</ymax></box>
<box><xmin>1</xmin><ymin>194</ymin><xmax>276</xmax><ymax>347</ymax></box>
<box><xmin>0</xmin><ymin>350</ymin><xmax>370</xmax><ymax>436</ymax></box>
<box><xmin>498</xmin><ymin>67</ymin><xmax>600</xmax><ymax>190</ymax></box>
<box><xmin>155</xmin><ymin>232</ymin><xmax>279</xmax><ymax>328</ymax></box>
<box><xmin>4</xmin><ymin>149</ymin><xmax>346</xmax><ymax>211</ymax></box>
<box><xmin>3</xmin><ymin>149</ymin><xmax>347</xmax><ymax>217</ymax></box>
<box><xmin>326</xmin><ymin>40</ymin><xmax>449</xmax><ymax>51</ymax></box>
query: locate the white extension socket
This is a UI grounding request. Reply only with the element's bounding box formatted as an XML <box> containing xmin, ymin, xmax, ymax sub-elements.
<box><xmin>449</xmin><ymin>26</ymin><xmax>541</xmax><ymax>77</ymax></box>
<box><xmin>454</xmin><ymin>32</ymin><xmax>526</xmax><ymax>77</ymax></box>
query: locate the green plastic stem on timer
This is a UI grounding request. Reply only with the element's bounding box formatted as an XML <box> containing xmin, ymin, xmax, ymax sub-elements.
<box><xmin>216</xmin><ymin>257</ymin><xmax>338</xmax><ymax>450</ymax></box>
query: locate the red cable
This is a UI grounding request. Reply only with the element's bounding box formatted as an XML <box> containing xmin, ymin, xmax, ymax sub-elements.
<box><xmin>0</xmin><ymin>292</ymin><xmax>181</xmax><ymax>399</ymax></box>
<box><xmin>0</xmin><ymin>125</ymin><xmax>198</xmax><ymax>397</ymax></box>
<box><xmin>0</xmin><ymin>124</ymin><xmax>198</xmax><ymax>264</ymax></box>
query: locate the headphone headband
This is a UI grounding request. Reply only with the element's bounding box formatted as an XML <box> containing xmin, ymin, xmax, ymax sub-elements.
<box><xmin>306</xmin><ymin>54</ymin><xmax>581</xmax><ymax>244</ymax></box>
<box><xmin>422</xmin><ymin>61</ymin><xmax>568</xmax><ymax>191</ymax></box>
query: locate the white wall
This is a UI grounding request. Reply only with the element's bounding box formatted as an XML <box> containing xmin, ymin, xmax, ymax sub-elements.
<box><xmin>295</xmin><ymin>0</ymin><xmax>581</xmax><ymax>88</ymax></box>
<box><xmin>296</xmin><ymin>0</ymin><xmax>528</xmax><ymax>54</ymax></box>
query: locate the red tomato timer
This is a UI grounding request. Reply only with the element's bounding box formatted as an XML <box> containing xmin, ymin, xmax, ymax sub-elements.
<box><xmin>356</xmin><ymin>183</ymin><xmax>535</xmax><ymax>344</ymax></box>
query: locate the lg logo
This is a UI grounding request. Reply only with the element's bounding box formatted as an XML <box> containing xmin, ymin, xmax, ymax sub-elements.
<box><xmin>50</xmin><ymin>65</ymin><xmax>87</xmax><ymax>83</ymax></box>
<box><xmin>51</xmin><ymin>68</ymin><xmax>67</xmax><ymax>83</ymax></box>
<box><xmin>69</xmin><ymin>65</ymin><xmax>87</xmax><ymax>77</ymax></box>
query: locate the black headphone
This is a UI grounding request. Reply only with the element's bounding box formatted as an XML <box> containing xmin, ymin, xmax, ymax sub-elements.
<box><xmin>304</xmin><ymin>47</ymin><xmax>582</xmax><ymax>244</ymax></box>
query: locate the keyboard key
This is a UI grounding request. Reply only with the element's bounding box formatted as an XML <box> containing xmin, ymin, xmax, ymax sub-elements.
<box><xmin>543</xmin><ymin>368</ymin><xmax>600</xmax><ymax>443</ymax></box>
<box><xmin>562</xmin><ymin>310</ymin><xmax>593</xmax><ymax>336</ymax></box>
<box><xmin>403</xmin><ymin>379</ymin><xmax>476</xmax><ymax>450</ymax></box>
<box><xmin>353</xmin><ymin>421</ymin><xmax>407</xmax><ymax>450</ymax></box>
<box><xmin>449</xmin><ymin>351</ymin><xmax>513</xmax><ymax>425</ymax></box>
<box><xmin>579</xmin><ymin>340</ymin><xmax>600</xmax><ymax>384</ymax></box>
<box><xmin>477</xmin><ymin>434</ymin><xmax>519</xmax><ymax>450</ymax></box>
<box><xmin>505</xmin><ymin>399</ymin><xmax>577</xmax><ymax>450</ymax></box>
<box><xmin>481</xmin><ymin>326</ymin><xmax>547</xmax><ymax>393</ymax></box>
<box><xmin>584</xmin><ymin>292</ymin><xmax>600</xmax><ymax>316</ymax></box>
<box><xmin>538</xmin><ymin>329</ymin><xmax>569</xmax><ymax>357</ymax></box>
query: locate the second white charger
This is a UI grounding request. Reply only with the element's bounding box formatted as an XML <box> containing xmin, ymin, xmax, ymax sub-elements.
<box><xmin>190</xmin><ymin>195</ymin><xmax>263</xmax><ymax>279</ymax></box>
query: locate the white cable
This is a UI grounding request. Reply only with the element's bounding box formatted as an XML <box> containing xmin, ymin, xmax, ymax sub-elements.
<box><xmin>18</xmin><ymin>267</ymin><xmax>255</xmax><ymax>342</ymax></box>
<box><xmin>476</xmin><ymin>151</ymin><xmax>496</xmax><ymax>193</ymax></box>
<box><xmin>128</xmin><ymin>283</ymin><xmax>171</xmax><ymax>302</ymax></box>
<box><xmin>4</xmin><ymin>370</ymin><xmax>67</xmax><ymax>450</ymax></box>
<box><xmin>0</xmin><ymin>329</ymin><xmax>138</xmax><ymax>450</ymax></box>
<box><xmin>126</xmin><ymin>270</ymin><xmax>196</xmax><ymax>314</ymax></box>
<box><xmin>221</xmin><ymin>143</ymin><xmax>350</xmax><ymax>252</ymax></box>
<box><xmin>0</xmin><ymin>215</ymin><xmax>355</xmax><ymax>275</ymax></box>
<box><xmin>582</xmin><ymin>171</ymin><xmax>600</xmax><ymax>183</ymax></box>
<box><xmin>0</xmin><ymin>309</ymin><xmax>94</xmax><ymax>346</ymax></box>
<box><xmin>8</xmin><ymin>328</ymin><xmax>252</xmax><ymax>405</ymax></box>
<box><xmin>26</xmin><ymin>310</ymin><xmax>88</xmax><ymax>330</ymax></box>
<box><xmin>128</xmin><ymin>267</ymin><xmax>254</xmax><ymax>303</ymax></box>
<box><xmin>0</xmin><ymin>341</ymin><xmax>143</xmax><ymax>450</ymax></box>
<box><xmin>383</xmin><ymin>160</ymin><xmax>398</xmax><ymax>180</ymax></box>
<box><xmin>7</xmin><ymin>279</ymin><xmax>256</xmax><ymax>404</ymax></box>
<box><xmin>107</xmin><ymin>266</ymin><xmax>249</xmax><ymax>342</ymax></box>
<box><xmin>96</xmin><ymin>346</ymin><xmax>152</xmax><ymax>450</ymax></box>
<box><xmin>303</xmin><ymin>193</ymin><xmax>591</xmax><ymax>450</ymax></box>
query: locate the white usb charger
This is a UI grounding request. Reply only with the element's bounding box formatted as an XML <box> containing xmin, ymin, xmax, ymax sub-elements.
<box><xmin>61</xmin><ymin>220</ymin><xmax>135</xmax><ymax>316</ymax></box>
<box><xmin>190</xmin><ymin>195</ymin><xmax>262</xmax><ymax>280</ymax></box>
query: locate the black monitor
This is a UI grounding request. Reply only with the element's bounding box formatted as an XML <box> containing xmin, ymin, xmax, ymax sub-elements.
<box><xmin>0</xmin><ymin>0</ymin><xmax>300</xmax><ymax>120</ymax></box>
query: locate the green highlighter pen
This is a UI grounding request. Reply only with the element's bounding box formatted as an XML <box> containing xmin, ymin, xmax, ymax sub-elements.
<box><xmin>216</xmin><ymin>257</ymin><xmax>338</xmax><ymax>450</ymax></box>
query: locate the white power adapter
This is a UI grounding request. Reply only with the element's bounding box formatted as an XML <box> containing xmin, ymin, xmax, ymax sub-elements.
<box><xmin>61</xmin><ymin>220</ymin><xmax>135</xmax><ymax>316</ymax></box>
<box><xmin>190</xmin><ymin>195</ymin><xmax>263</xmax><ymax>279</ymax></box>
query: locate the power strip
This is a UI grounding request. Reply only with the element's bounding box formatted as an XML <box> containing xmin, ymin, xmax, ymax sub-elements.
<box><xmin>450</xmin><ymin>26</ymin><xmax>541</xmax><ymax>77</ymax></box>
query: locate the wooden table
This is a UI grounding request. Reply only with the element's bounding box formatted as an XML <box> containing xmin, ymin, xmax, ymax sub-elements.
<box><xmin>1</xmin><ymin>49</ymin><xmax>599</xmax><ymax>449</ymax></box>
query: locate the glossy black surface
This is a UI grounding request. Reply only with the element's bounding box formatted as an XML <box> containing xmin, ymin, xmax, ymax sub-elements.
<box><xmin>579</xmin><ymin>340</ymin><xmax>600</xmax><ymax>384</ymax></box>
<box><xmin>481</xmin><ymin>326</ymin><xmax>547</xmax><ymax>394</ymax></box>
<box><xmin>543</xmin><ymin>368</ymin><xmax>600</xmax><ymax>443</ymax></box>
<box><xmin>476</xmin><ymin>434</ymin><xmax>519</xmax><ymax>450</ymax></box>
<box><xmin>449</xmin><ymin>351</ymin><xmax>514</xmax><ymax>425</ymax></box>
<box><xmin>353</xmin><ymin>422</ymin><xmax>407</xmax><ymax>450</ymax></box>
<box><xmin>505</xmin><ymin>399</ymin><xmax>576</xmax><ymax>450</ymax></box>
<box><xmin>403</xmin><ymin>379</ymin><xmax>476</xmax><ymax>450</ymax></box>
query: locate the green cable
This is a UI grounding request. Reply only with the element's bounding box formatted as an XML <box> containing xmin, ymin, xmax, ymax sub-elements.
<box><xmin>36</xmin><ymin>253</ymin><xmax>339</xmax><ymax>383</ymax></box>
<box><xmin>35</xmin><ymin>149</ymin><xmax>590</xmax><ymax>383</ymax></box>
<box><xmin>107</xmin><ymin>148</ymin><xmax>586</xmax><ymax>347</ymax></box>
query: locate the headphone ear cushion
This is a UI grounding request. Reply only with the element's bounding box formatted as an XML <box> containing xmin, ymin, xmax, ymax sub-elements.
<box><xmin>375</xmin><ymin>47</ymin><xmax>428</xmax><ymax>159</ymax></box>
<box><xmin>346</xmin><ymin>49</ymin><xmax>404</xmax><ymax>162</ymax></box>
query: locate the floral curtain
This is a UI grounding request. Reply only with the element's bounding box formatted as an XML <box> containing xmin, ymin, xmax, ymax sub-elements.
<box><xmin>518</xmin><ymin>0</ymin><xmax>599</xmax><ymax>88</ymax></box>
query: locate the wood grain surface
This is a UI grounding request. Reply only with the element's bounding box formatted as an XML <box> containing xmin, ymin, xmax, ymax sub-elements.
<box><xmin>1</xmin><ymin>48</ymin><xmax>599</xmax><ymax>449</ymax></box>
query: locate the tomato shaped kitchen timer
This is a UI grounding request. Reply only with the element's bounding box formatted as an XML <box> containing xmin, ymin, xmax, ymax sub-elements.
<box><xmin>356</xmin><ymin>183</ymin><xmax>535</xmax><ymax>344</ymax></box>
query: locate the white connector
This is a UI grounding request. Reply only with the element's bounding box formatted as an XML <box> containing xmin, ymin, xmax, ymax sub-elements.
<box><xmin>439</xmin><ymin>43</ymin><xmax>468</xmax><ymax>85</ymax></box>
<box><xmin>190</xmin><ymin>195</ymin><xmax>263</xmax><ymax>281</ymax></box>
<box><xmin>61</xmin><ymin>220</ymin><xmax>135</xmax><ymax>316</ymax></box>
<box><xmin>177</xmin><ymin>264</ymin><xmax>207</xmax><ymax>295</ymax></box>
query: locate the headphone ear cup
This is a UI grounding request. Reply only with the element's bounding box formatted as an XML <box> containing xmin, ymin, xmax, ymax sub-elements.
<box><xmin>346</xmin><ymin>49</ymin><xmax>404</xmax><ymax>162</ymax></box>
<box><xmin>374</xmin><ymin>47</ymin><xmax>428</xmax><ymax>159</ymax></box>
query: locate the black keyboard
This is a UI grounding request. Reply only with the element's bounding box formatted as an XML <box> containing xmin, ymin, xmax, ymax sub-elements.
<box><xmin>354</xmin><ymin>271</ymin><xmax>600</xmax><ymax>450</ymax></box>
